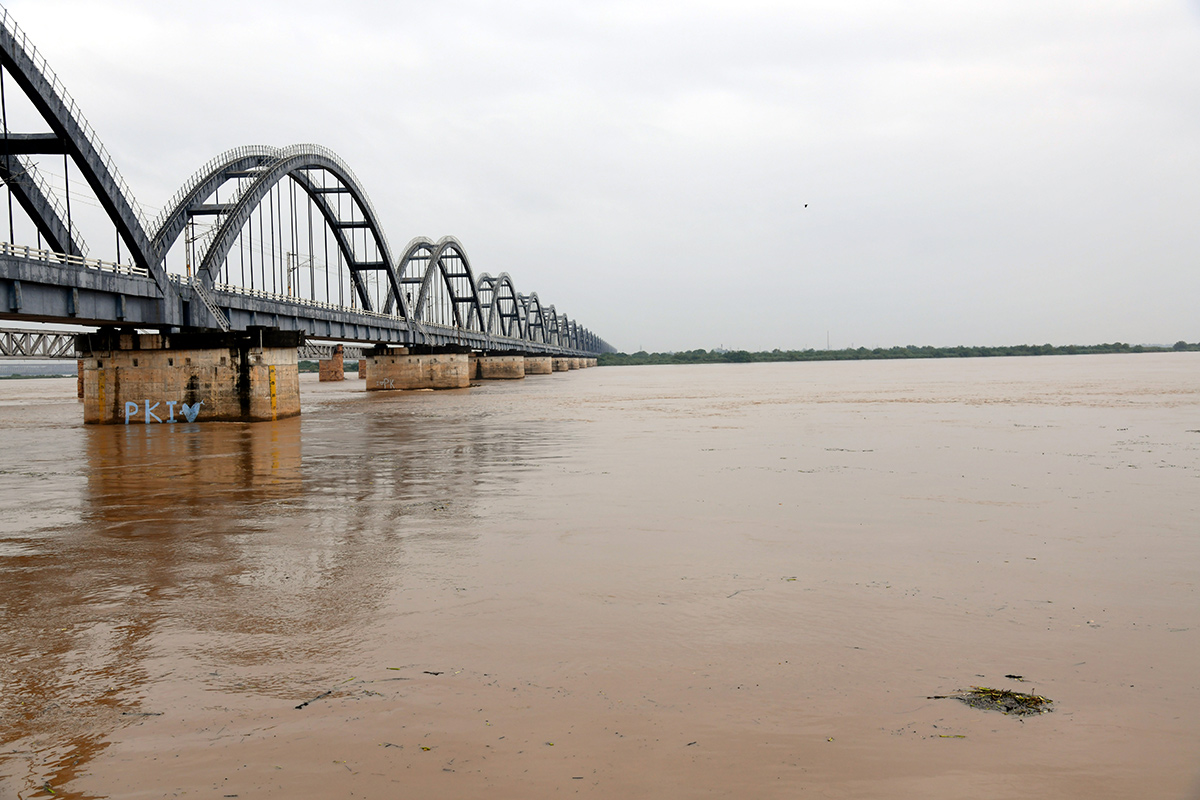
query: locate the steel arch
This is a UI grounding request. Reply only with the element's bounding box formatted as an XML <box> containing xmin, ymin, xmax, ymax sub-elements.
<box><xmin>410</xmin><ymin>236</ymin><xmax>485</xmax><ymax>332</ymax></box>
<box><xmin>559</xmin><ymin>315</ymin><xmax>573</xmax><ymax>349</ymax></box>
<box><xmin>150</xmin><ymin>145</ymin><xmax>280</xmax><ymax>258</ymax></box>
<box><xmin>477</xmin><ymin>272</ymin><xmax>496</xmax><ymax>327</ymax></box>
<box><xmin>543</xmin><ymin>304</ymin><xmax>560</xmax><ymax>346</ymax></box>
<box><xmin>390</xmin><ymin>236</ymin><xmax>435</xmax><ymax>316</ymax></box>
<box><xmin>513</xmin><ymin>291</ymin><xmax>530</xmax><ymax>341</ymax></box>
<box><xmin>196</xmin><ymin>144</ymin><xmax>409</xmax><ymax>318</ymax></box>
<box><xmin>519</xmin><ymin>293</ymin><xmax>548</xmax><ymax>345</ymax></box>
<box><xmin>477</xmin><ymin>272</ymin><xmax>523</xmax><ymax>338</ymax></box>
<box><xmin>0</xmin><ymin>10</ymin><xmax>166</xmax><ymax>293</ymax></box>
<box><xmin>0</xmin><ymin>153</ymin><xmax>85</xmax><ymax>256</ymax></box>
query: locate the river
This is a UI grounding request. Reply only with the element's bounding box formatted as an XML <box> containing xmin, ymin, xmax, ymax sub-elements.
<box><xmin>2</xmin><ymin>354</ymin><xmax>1198</xmax><ymax>799</ymax></box>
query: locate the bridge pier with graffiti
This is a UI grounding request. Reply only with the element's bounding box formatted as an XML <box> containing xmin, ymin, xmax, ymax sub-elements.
<box><xmin>0</xmin><ymin>7</ymin><xmax>612</xmax><ymax>423</ymax></box>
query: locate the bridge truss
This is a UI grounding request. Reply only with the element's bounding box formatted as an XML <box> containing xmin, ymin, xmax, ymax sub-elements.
<box><xmin>0</xmin><ymin>7</ymin><xmax>613</xmax><ymax>356</ymax></box>
<box><xmin>0</xmin><ymin>326</ymin><xmax>365</xmax><ymax>362</ymax></box>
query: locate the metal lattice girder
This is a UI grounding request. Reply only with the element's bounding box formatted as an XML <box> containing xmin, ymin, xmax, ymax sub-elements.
<box><xmin>0</xmin><ymin>326</ymin><xmax>76</xmax><ymax>358</ymax></box>
<box><xmin>298</xmin><ymin>342</ymin><xmax>366</xmax><ymax>361</ymax></box>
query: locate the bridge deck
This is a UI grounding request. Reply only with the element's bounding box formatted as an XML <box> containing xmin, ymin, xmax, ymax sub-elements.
<box><xmin>1</xmin><ymin>247</ymin><xmax>592</xmax><ymax>356</ymax></box>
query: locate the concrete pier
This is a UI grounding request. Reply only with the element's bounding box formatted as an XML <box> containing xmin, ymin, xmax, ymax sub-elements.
<box><xmin>365</xmin><ymin>348</ymin><xmax>470</xmax><ymax>391</ymax></box>
<box><xmin>552</xmin><ymin>358</ymin><xmax>570</xmax><ymax>372</ymax></box>
<box><xmin>358</xmin><ymin>359</ymin><xmax>367</xmax><ymax>379</ymax></box>
<box><xmin>524</xmin><ymin>356</ymin><xmax>553</xmax><ymax>375</ymax></box>
<box><xmin>478</xmin><ymin>355</ymin><xmax>525</xmax><ymax>380</ymax></box>
<box><xmin>77</xmin><ymin>329</ymin><xmax>302</xmax><ymax>424</ymax></box>
<box><xmin>319</xmin><ymin>344</ymin><xmax>345</xmax><ymax>381</ymax></box>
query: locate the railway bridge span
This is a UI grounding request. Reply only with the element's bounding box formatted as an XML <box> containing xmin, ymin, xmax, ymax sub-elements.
<box><xmin>0</xmin><ymin>7</ymin><xmax>612</xmax><ymax>423</ymax></box>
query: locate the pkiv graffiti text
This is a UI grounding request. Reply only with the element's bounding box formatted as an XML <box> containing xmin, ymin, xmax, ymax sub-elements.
<box><xmin>124</xmin><ymin>400</ymin><xmax>204</xmax><ymax>424</ymax></box>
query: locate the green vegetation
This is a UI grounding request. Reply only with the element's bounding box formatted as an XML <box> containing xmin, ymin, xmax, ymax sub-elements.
<box><xmin>599</xmin><ymin>341</ymin><xmax>1200</xmax><ymax>367</ymax></box>
<box><xmin>0</xmin><ymin>373</ymin><xmax>74</xmax><ymax>379</ymax></box>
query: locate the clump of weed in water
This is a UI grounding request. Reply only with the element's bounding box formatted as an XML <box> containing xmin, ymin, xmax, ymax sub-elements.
<box><xmin>957</xmin><ymin>686</ymin><xmax>1053</xmax><ymax>716</ymax></box>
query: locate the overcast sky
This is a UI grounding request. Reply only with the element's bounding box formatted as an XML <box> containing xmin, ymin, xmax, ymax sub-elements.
<box><xmin>5</xmin><ymin>0</ymin><xmax>1199</xmax><ymax>351</ymax></box>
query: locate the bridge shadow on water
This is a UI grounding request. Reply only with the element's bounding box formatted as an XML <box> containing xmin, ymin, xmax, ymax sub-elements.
<box><xmin>0</xmin><ymin>394</ymin><xmax>570</xmax><ymax>797</ymax></box>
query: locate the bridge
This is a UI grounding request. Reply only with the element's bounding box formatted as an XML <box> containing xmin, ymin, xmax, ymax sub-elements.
<box><xmin>0</xmin><ymin>326</ymin><xmax>367</xmax><ymax>362</ymax></box>
<box><xmin>0</xmin><ymin>7</ymin><xmax>612</xmax><ymax>423</ymax></box>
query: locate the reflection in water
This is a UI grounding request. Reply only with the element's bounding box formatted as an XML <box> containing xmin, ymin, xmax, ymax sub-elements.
<box><xmin>0</xmin><ymin>393</ymin><xmax>568</xmax><ymax>798</ymax></box>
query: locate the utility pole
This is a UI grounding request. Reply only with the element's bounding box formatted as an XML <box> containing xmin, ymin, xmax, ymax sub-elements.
<box><xmin>185</xmin><ymin>217</ymin><xmax>193</xmax><ymax>278</ymax></box>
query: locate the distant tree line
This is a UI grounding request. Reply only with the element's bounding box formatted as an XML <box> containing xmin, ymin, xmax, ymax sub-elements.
<box><xmin>598</xmin><ymin>341</ymin><xmax>1200</xmax><ymax>367</ymax></box>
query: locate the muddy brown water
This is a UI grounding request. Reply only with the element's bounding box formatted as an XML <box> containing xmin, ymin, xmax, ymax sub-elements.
<box><xmin>1</xmin><ymin>354</ymin><xmax>1198</xmax><ymax>799</ymax></box>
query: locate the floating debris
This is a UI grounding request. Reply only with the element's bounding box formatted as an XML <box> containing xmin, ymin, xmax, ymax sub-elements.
<box><xmin>956</xmin><ymin>686</ymin><xmax>1053</xmax><ymax>716</ymax></box>
<box><xmin>295</xmin><ymin>690</ymin><xmax>333</xmax><ymax>710</ymax></box>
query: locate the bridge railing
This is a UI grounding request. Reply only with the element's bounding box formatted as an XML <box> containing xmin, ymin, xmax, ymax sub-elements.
<box><xmin>207</xmin><ymin>282</ymin><xmax>575</xmax><ymax>351</ymax></box>
<box><xmin>0</xmin><ymin>7</ymin><xmax>148</xmax><ymax>228</ymax></box>
<box><xmin>0</xmin><ymin>240</ymin><xmax>148</xmax><ymax>277</ymax></box>
<box><xmin>5</xmin><ymin>155</ymin><xmax>89</xmax><ymax>256</ymax></box>
<box><xmin>210</xmin><ymin>281</ymin><xmax>401</xmax><ymax>320</ymax></box>
<box><xmin>149</xmin><ymin>145</ymin><xmax>279</xmax><ymax>238</ymax></box>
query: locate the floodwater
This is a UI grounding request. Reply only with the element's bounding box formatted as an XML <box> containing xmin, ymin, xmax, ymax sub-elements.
<box><xmin>1</xmin><ymin>354</ymin><xmax>1198</xmax><ymax>799</ymax></box>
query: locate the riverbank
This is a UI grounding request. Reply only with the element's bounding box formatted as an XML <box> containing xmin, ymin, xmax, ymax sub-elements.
<box><xmin>600</xmin><ymin>340</ymin><xmax>1200</xmax><ymax>366</ymax></box>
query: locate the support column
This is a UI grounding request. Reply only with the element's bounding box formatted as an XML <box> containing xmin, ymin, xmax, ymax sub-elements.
<box><xmin>77</xmin><ymin>359</ymin><xmax>84</xmax><ymax>399</ymax></box>
<box><xmin>523</xmin><ymin>356</ymin><xmax>552</xmax><ymax>375</ymax></box>
<box><xmin>319</xmin><ymin>344</ymin><xmax>344</xmax><ymax>381</ymax></box>
<box><xmin>358</xmin><ymin>359</ymin><xmax>368</xmax><ymax>380</ymax></box>
<box><xmin>365</xmin><ymin>347</ymin><xmax>471</xmax><ymax>391</ymax></box>
<box><xmin>478</xmin><ymin>355</ymin><xmax>526</xmax><ymax>379</ymax></box>
<box><xmin>77</xmin><ymin>329</ymin><xmax>302</xmax><ymax>424</ymax></box>
<box><xmin>552</xmin><ymin>357</ymin><xmax>570</xmax><ymax>372</ymax></box>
